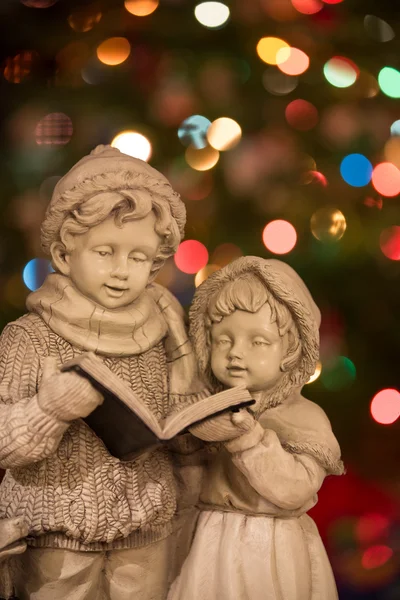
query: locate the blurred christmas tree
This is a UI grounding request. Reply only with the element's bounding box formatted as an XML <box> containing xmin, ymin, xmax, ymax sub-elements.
<box><xmin>0</xmin><ymin>0</ymin><xmax>399</xmax><ymax>596</ymax></box>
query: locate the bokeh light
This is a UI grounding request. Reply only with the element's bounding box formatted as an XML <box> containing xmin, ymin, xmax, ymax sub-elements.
<box><xmin>371</xmin><ymin>163</ymin><xmax>400</xmax><ymax>197</ymax></box>
<box><xmin>310</xmin><ymin>207</ymin><xmax>347</xmax><ymax>242</ymax></box>
<box><xmin>3</xmin><ymin>51</ymin><xmax>39</xmax><ymax>84</ymax></box>
<box><xmin>68</xmin><ymin>8</ymin><xmax>102</xmax><ymax>32</ymax></box>
<box><xmin>194</xmin><ymin>264</ymin><xmax>220</xmax><ymax>286</ymax></box>
<box><xmin>178</xmin><ymin>115</ymin><xmax>211</xmax><ymax>149</ymax></box>
<box><xmin>21</xmin><ymin>0</ymin><xmax>57</xmax><ymax>6</ymax></box>
<box><xmin>262</xmin><ymin>69</ymin><xmax>298</xmax><ymax>95</ymax></box>
<box><xmin>256</xmin><ymin>37</ymin><xmax>289</xmax><ymax>65</ymax></box>
<box><xmin>211</xmin><ymin>243</ymin><xmax>243</xmax><ymax>266</ymax></box>
<box><xmin>310</xmin><ymin>208</ymin><xmax>346</xmax><ymax>242</ymax></box>
<box><xmin>262</xmin><ymin>220</ymin><xmax>297</xmax><ymax>254</ymax></box>
<box><xmin>23</xmin><ymin>258</ymin><xmax>53</xmax><ymax>291</ymax></box>
<box><xmin>285</xmin><ymin>99</ymin><xmax>318</xmax><ymax>131</ymax></box>
<box><xmin>383</xmin><ymin>137</ymin><xmax>400</xmax><ymax>169</ymax></box>
<box><xmin>340</xmin><ymin>154</ymin><xmax>372</xmax><ymax>187</ymax></box>
<box><xmin>364</xmin><ymin>15</ymin><xmax>395</xmax><ymax>43</ymax></box>
<box><xmin>324</xmin><ymin>57</ymin><xmax>359</xmax><ymax>88</ymax></box>
<box><xmin>362</xmin><ymin>545</ymin><xmax>393</xmax><ymax>570</ymax></box>
<box><xmin>174</xmin><ymin>240</ymin><xmax>209</xmax><ymax>274</ymax></box>
<box><xmin>276</xmin><ymin>47</ymin><xmax>310</xmax><ymax>76</ymax></box>
<box><xmin>124</xmin><ymin>0</ymin><xmax>159</xmax><ymax>16</ymax></box>
<box><xmin>301</xmin><ymin>170</ymin><xmax>328</xmax><ymax>186</ymax></box>
<box><xmin>291</xmin><ymin>0</ymin><xmax>323</xmax><ymax>15</ymax></box>
<box><xmin>185</xmin><ymin>146</ymin><xmax>220</xmax><ymax>171</ymax></box>
<box><xmin>370</xmin><ymin>389</ymin><xmax>400</xmax><ymax>425</ymax></box>
<box><xmin>206</xmin><ymin>117</ymin><xmax>242</xmax><ymax>151</ymax></box>
<box><xmin>97</xmin><ymin>37</ymin><xmax>131</xmax><ymax>66</ymax></box>
<box><xmin>194</xmin><ymin>2</ymin><xmax>230</xmax><ymax>29</ymax></box>
<box><xmin>356</xmin><ymin>514</ymin><xmax>390</xmax><ymax>545</ymax></box>
<box><xmin>390</xmin><ymin>119</ymin><xmax>400</xmax><ymax>136</ymax></box>
<box><xmin>321</xmin><ymin>356</ymin><xmax>356</xmax><ymax>391</ymax></box>
<box><xmin>379</xmin><ymin>227</ymin><xmax>400</xmax><ymax>260</ymax></box>
<box><xmin>306</xmin><ymin>361</ymin><xmax>322</xmax><ymax>384</ymax></box>
<box><xmin>35</xmin><ymin>113</ymin><xmax>73</xmax><ymax>146</ymax></box>
<box><xmin>378</xmin><ymin>67</ymin><xmax>400</xmax><ymax>99</ymax></box>
<box><xmin>111</xmin><ymin>131</ymin><xmax>152</xmax><ymax>161</ymax></box>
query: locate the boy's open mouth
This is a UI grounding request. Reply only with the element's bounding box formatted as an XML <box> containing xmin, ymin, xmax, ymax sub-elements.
<box><xmin>105</xmin><ymin>285</ymin><xmax>128</xmax><ymax>291</ymax></box>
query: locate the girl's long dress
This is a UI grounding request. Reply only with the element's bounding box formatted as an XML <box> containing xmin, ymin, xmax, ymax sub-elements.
<box><xmin>168</xmin><ymin>422</ymin><xmax>339</xmax><ymax>600</ymax></box>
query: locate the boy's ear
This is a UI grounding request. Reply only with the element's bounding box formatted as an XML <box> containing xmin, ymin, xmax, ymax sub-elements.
<box><xmin>50</xmin><ymin>242</ymin><xmax>71</xmax><ymax>276</ymax></box>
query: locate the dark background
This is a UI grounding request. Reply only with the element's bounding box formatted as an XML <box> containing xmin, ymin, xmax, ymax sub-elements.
<box><xmin>0</xmin><ymin>0</ymin><xmax>399</xmax><ymax>597</ymax></box>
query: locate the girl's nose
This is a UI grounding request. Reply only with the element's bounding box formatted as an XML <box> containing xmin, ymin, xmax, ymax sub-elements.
<box><xmin>228</xmin><ymin>341</ymin><xmax>244</xmax><ymax>359</ymax></box>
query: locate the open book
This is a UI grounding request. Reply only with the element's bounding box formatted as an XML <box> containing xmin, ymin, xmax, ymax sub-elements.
<box><xmin>61</xmin><ymin>352</ymin><xmax>254</xmax><ymax>460</ymax></box>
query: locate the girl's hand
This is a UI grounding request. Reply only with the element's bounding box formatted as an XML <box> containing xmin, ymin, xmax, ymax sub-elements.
<box><xmin>189</xmin><ymin>408</ymin><xmax>256</xmax><ymax>442</ymax></box>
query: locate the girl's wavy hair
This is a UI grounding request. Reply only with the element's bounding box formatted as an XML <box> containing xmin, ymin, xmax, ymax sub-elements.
<box><xmin>203</xmin><ymin>273</ymin><xmax>303</xmax><ymax>410</ymax></box>
<box><xmin>41</xmin><ymin>170</ymin><xmax>186</xmax><ymax>282</ymax></box>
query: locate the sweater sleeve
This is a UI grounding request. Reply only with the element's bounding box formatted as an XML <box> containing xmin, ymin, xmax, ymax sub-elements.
<box><xmin>226</xmin><ymin>426</ymin><xmax>326</xmax><ymax>511</ymax></box>
<box><xmin>0</xmin><ymin>324</ymin><xmax>69</xmax><ymax>469</ymax></box>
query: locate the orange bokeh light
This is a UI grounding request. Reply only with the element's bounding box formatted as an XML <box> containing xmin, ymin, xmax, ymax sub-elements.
<box><xmin>124</xmin><ymin>0</ymin><xmax>159</xmax><ymax>17</ymax></box>
<box><xmin>370</xmin><ymin>389</ymin><xmax>400</xmax><ymax>425</ymax></box>
<box><xmin>262</xmin><ymin>220</ymin><xmax>297</xmax><ymax>254</ymax></box>
<box><xmin>277</xmin><ymin>47</ymin><xmax>310</xmax><ymax>76</ymax></box>
<box><xmin>97</xmin><ymin>37</ymin><xmax>131</xmax><ymax>66</ymax></box>
<box><xmin>371</xmin><ymin>163</ymin><xmax>400</xmax><ymax>197</ymax></box>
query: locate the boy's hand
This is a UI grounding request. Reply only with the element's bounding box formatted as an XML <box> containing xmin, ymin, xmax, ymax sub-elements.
<box><xmin>189</xmin><ymin>408</ymin><xmax>256</xmax><ymax>442</ymax></box>
<box><xmin>0</xmin><ymin>516</ymin><xmax>28</xmax><ymax>562</ymax></box>
<box><xmin>38</xmin><ymin>357</ymin><xmax>104</xmax><ymax>422</ymax></box>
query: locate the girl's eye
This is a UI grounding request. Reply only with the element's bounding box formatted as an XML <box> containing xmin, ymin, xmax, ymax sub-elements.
<box><xmin>97</xmin><ymin>251</ymin><xmax>111</xmax><ymax>257</ymax></box>
<box><xmin>216</xmin><ymin>338</ymin><xmax>231</xmax><ymax>346</ymax></box>
<box><xmin>253</xmin><ymin>340</ymin><xmax>268</xmax><ymax>346</ymax></box>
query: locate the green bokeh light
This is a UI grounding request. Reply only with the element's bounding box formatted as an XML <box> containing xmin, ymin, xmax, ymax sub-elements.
<box><xmin>321</xmin><ymin>356</ymin><xmax>356</xmax><ymax>391</ymax></box>
<box><xmin>378</xmin><ymin>67</ymin><xmax>400</xmax><ymax>98</ymax></box>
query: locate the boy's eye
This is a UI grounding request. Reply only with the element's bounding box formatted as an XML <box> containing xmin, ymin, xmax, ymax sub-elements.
<box><xmin>129</xmin><ymin>256</ymin><xmax>147</xmax><ymax>263</ymax></box>
<box><xmin>96</xmin><ymin>250</ymin><xmax>111</xmax><ymax>257</ymax></box>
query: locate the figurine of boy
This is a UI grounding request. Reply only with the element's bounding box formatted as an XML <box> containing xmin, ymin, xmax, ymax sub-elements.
<box><xmin>0</xmin><ymin>145</ymin><xmax>206</xmax><ymax>600</ymax></box>
<box><xmin>169</xmin><ymin>256</ymin><xmax>344</xmax><ymax>600</ymax></box>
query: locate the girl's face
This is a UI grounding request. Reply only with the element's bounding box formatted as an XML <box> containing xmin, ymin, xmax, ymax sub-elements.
<box><xmin>210</xmin><ymin>303</ymin><xmax>286</xmax><ymax>392</ymax></box>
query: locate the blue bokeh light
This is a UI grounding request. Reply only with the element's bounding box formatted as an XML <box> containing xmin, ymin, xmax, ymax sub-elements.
<box><xmin>178</xmin><ymin>115</ymin><xmax>211</xmax><ymax>149</ymax></box>
<box><xmin>23</xmin><ymin>258</ymin><xmax>54</xmax><ymax>291</ymax></box>
<box><xmin>340</xmin><ymin>153</ymin><xmax>373</xmax><ymax>187</ymax></box>
<box><xmin>390</xmin><ymin>119</ymin><xmax>400</xmax><ymax>136</ymax></box>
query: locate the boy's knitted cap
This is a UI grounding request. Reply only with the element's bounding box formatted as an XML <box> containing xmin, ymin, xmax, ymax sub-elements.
<box><xmin>53</xmin><ymin>145</ymin><xmax>171</xmax><ymax>199</ymax></box>
<box><xmin>41</xmin><ymin>145</ymin><xmax>185</xmax><ymax>253</ymax></box>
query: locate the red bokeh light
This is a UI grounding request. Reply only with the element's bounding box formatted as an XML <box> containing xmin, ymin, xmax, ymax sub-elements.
<box><xmin>356</xmin><ymin>513</ymin><xmax>390</xmax><ymax>545</ymax></box>
<box><xmin>291</xmin><ymin>0</ymin><xmax>323</xmax><ymax>15</ymax></box>
<box><xmin>370</xmin><ymin>389</ymin><xmax>400</xmax><ymax>425</ymax></box>
<box><xmin>322</xmin><ymin>0</ymin><xmax>343</xmax><ymax>3</ymax></box>
<box><xmin>262</xmin><ymin>220</ymin><xmax>297</xmax><ymax>254</ymax></box>
<box><xmin>285</xmin><ymin>99</ymin><xmax>319</xmax><ymax>131</ymax></box>
<box><xmin>174</xmin><ymin>240</ymin><xmax>209</xmax><ymax>274</ymax></box>
<box><xmin>380</xmin><ymin>226</ymin><xmax>400</xmax><ymax>261</ymax></box>
<box><xmin>277</xmin><ymin>48</ymin><xmax>310</xmax><ymax>76</ymax></box>
<box><xmin>362</xmin><ymin>545</ymin><xmax>393</xmax><ymax>570</ymax></box>
<box><xmin>371</xmin><ymin>163</ymin><xmax>400</xmax><ymax>197</ymax></box>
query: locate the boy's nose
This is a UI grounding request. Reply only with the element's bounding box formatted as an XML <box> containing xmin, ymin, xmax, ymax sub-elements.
<box><xmin>110</xmin><ymin>259</ymin><xmax>129</xmax><ymax>279</ymax></box>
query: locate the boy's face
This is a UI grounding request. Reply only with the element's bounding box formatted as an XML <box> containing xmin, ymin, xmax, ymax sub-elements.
<box><xmin>210</xmin><ymin>303</ymin><xmax>285</xmax><ymax>392</ymax></box>
<box><xmin>62</xmin><ymin>212</ymin><xmax>161</xmax><ymax>310</ymax></box>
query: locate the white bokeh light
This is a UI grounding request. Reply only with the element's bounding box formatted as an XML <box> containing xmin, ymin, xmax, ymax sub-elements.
<box><xmin>111</xmin><ymin>131</ymin><xmax>152</xmax><ymax>161</ymax></box>
<box><xmin>194</xmin><ymin>2</ymin><xmax>230</xmax><ymax>29</ymax></box>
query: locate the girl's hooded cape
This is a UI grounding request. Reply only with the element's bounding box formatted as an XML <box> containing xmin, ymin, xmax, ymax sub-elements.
<box><xmin>189</xmin><ymin>256</ymin><xmax>344</xmax><ymax>476</ymax></box>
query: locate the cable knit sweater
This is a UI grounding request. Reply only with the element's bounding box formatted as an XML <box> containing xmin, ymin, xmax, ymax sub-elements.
<box><xmin>0</xmin><ymin>275</ymin><xmax>205</xmax><ymax>551</ymax></box>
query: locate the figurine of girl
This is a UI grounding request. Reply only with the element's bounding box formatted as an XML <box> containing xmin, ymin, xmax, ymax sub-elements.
<box><xmin>168</xmin><ymin>256</ymin><xmax>344</xmax><ymax>600</ymax></box>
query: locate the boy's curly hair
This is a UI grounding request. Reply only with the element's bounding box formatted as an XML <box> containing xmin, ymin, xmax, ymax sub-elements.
<box><xmin>41</xmin><ymin>159</ymin><xmax>186</xmax><ymax>281</ymax></box>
